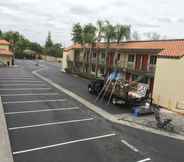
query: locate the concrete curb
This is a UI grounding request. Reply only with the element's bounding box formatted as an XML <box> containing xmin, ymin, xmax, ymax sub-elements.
<box><xmin>33</xmin><ymin>67</ymin><xmax>184</xmax><ymax>141</ymax></box>
<box><xmin>0</xmin><ymin>97</ymin><xmax>14</xmax><ymax>162</ymax></box>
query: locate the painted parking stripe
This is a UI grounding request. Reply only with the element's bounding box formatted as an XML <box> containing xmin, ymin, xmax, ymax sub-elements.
<box><xmin>13</xmin><ymin>133</ymin><xmax>116</xmax><ymax>155</ymax></box>
<box><xmin>0</xmin><ymin>77</ymin><xmax>36</xmax><ymax>80</ymax></box>
<box><xmin>1</xmin><ymin>93</ymin><xmax>58</xmax><ymax>97</ymax></box>
<box><xmin>5</xmin><ymin>107</ymin><xmax>79</xmax><ymax>115</ymax></box>
<box><xmin>0</xmin><ymin>81</ymin><xmax>42</xmax><ymax>83</ymax></box>
<box><xmin>0</xmin><ymin>83</ymin><xmax>46</xmax><ymax>86</ymax></box>
<box><xmin>121</xmin><ymin>139</ymin><xmax>139</xmax><ymax>152</ymax></box>
<box><xmin>9</xmin><ymin>118</ymin><xmax>94</xmax><ymax>130</ymax></box>
<box><xmin>137</xmin><ymin>158</ymin><xmax>151</xmax><ymax>162</ymax></box>
<box><xmin>3</xmin><ymin>99</ymin><xmax>66</xmax><ymax>104</ymax></box>
<box><xmin>0</xmin><ymin>88</ymin><xmax>51</xmax><ymax>91</ymax></box>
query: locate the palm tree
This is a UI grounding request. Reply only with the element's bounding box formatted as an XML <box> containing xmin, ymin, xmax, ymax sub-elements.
<box><xmin>114</xmin><ymin>24</ymin><xmax>131</xmax><ymax>68</ymax></box>
<box><xmin>103</xmin><ymin>21</ymin><xmax>115</xmax><ymax>74</ymax></box>
<box><xmin>95</xmin><ymin>20</ymin><xmax>105</xmax><ymax>77</ymax></box>
<box><xmin>83</xmin><ymin>23</ymin><xmax>96</xmax><ymax>73</ymax></box>
<box><xmin>71</xmin><ymin>23</ymin><xmax>84</xmax><ymax>72</ymax></box>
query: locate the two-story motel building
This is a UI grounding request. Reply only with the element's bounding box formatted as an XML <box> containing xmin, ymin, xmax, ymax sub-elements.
<box><xmin>63</xmin><ymin>39</ymin><xmax>184</xmax><ymax>113</ymax></box>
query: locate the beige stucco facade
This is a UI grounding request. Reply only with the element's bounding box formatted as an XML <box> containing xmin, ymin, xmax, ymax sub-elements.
<box><xmin>0</xmin><ymin>42</ymin><xmax>13</xmax><ymax>66</ymax></box>
<box><xmin>62</xmin><ymin>49</ymin><xmax>74</xmax><ymax>71</ymax></box>
<box><xmin>0</xmin><ymin>55</ymin><xmax>13</xmax><ymax>66</ymax></box>
<box><xmin>153</xmin><ymin>56</ymin><xmax>184</xmax><ymax>112</ymax></box>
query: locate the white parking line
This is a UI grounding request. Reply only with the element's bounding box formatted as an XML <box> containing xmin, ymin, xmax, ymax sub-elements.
<box><xmin>137</xmin><ymin>158</ymin><xmax>151</xmax><ymax>162</ymax></box>
<box><xmin>0</xmin><ymin>88</ymin><xmax>51</xmax><ymax>91</ymax></box>
<box><xmin>121</xmin><ymin>139</ymin><xmax>139</xmax><ymax>152</ymax></box>
<box><xmin>5</xmin><ymin>107</ymin><xmax>79</xmax><ymax>115</ymax></box>
<box><xmin>0</xmin><ymin>84</ymin><xmax>46</xmax><ymax>86</ymax></box>
<box><xmin>0</xmin><ymin>81</ymin><xmax>42</xmax><ymax>83</ymax></box>
<box><xmin>13</xmin><ymin>133</ymin><xmax>116</xmax><ymax>155</ymax></box>
<box><xmin>0</xmin><ymin>77</ymin><xmax>36</xmax><ymax>80</ymax></box>
<box><xmin>9</xmin><ymin>118</ymin><xmax>94</xmax><ymax>130</ymax></box>
<box><xmin>3</xmin><ymin>99</ymin><xmax>66</xmax><ymax>104</ymax></box>
<box><xmin>1</xmin><ymin>93</ymin><xmax>58</xmax><ymax>97</ymax></box>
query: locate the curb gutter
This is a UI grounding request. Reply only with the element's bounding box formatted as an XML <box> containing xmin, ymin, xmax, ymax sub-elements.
<box><xmin>33</xmin><ymin>68</ymin><xmax>184</xmax><ymax>141</ymax></box>
<box><xmin>0</xmin><ymin>97</ymin><xmax>14</xmax><ymax>162</ymax></box>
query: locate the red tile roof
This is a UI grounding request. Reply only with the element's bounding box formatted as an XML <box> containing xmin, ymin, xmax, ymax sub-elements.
<box><xmin>0</xmin><ymin>39</ymin><xmax>10</xmax><ymax>45</ymax></box>
<box><xmin>0</xmin><ymin>49</ymin><xmax>13</xmax><ymax>56</ymax></box>
<box><xmin>65</xmin><ymin>39</ymin><xmax>184</xmax><ymax>57</ymax></box>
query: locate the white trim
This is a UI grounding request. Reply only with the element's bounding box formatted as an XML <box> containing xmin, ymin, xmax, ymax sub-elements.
<box><xmin>5</xmin><ymin>107</ymin><xmax>79</xmax><ymax>115</ymax></box>
<box><xmin>3</xmin><ymin>99</ymin><xmax>66</xmax><ymax>104</ymax></box>
<box><xmin>13</xmin><ymin>133</ymin><xmax>116</xmax><ymax>155</ymax></box>
<box><xmin>1</xmin><ymin>93</ymin><xmax>58</xmax><ymax>97</ymax></box>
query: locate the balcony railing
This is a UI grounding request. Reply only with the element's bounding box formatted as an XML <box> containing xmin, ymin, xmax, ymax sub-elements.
<box><xmin>148</xmin><ymin>65</ymin><xmax>156</xmax><ymax>73</ymax></box>
<box><xmin>127</xmin><ymin>62</ymin><xmax>134</xmax><ymax>69</ymax></box>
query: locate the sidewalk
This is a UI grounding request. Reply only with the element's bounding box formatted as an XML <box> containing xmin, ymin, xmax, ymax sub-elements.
<box><xmin>0</xmin><ymin>97</ymin><xmax>14</xmax><ymax>162</ymax></box>
<box><xmin>116</xmin><ymin>109</ymin><xmax>184</xmax><ymax>136</ymax></box>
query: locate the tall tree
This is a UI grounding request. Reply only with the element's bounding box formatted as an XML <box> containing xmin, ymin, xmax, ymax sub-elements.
<box><xmin>71</xmin><ymin>23</ymin><xmax>83</xmax><ymax>44</ymax></box>
<box><xmin>114</xmin><ymin>24</ymin><xmax>131</xmax><ymax>68</ymax></box>
<box><xmin>0</xmin><ymin>30</ymin><xmax>2</xmax><ymax>38</ymax></box>
<box><xmin>45</xmin><ymin>32</ymin><xmax>53</xmax><ymax>48</ymax></box>
<box><xmin>131</xmin><ymin>31</ymin><xmax>140</xmax><ymax>40</ymax></box>
<box><xmin>95</xmin><ymin>20</ymin><xmax>105</xmax><ymax>77</ymax></box>
<box><xmin>83</xmin><ymin>23</ymin><xmax>96</xmax><ymax>72</ymax></box>
<box><xmin>103</xmin><ymin>21</ymin><xmax>115</xmax><ymax>73</ymax></box>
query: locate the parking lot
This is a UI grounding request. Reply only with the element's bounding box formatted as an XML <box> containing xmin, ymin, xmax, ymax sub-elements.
<box><xmin>0</xmin><ymin>66</ymin><xmax>151</xmax><ymax>162</ymax></box>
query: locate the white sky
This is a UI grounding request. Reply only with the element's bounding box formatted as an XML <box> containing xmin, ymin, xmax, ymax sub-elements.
<box><xmin>0</xmin><ymin>0</ymin><xmax>184</xmax><ymax>46</ymax></box>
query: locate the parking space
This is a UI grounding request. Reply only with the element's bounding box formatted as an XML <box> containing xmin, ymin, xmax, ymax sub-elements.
<box><xmin>0</xmin><ymin>66</ymin><xmax>150</xmax><ymax>162</ymax></box>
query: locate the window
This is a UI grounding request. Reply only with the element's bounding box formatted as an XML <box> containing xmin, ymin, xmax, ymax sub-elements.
<box><xmin>150</xmin><ymin>56</ymin><xmax>157</xmax><ymax>65</ymax></box>
<box><xmin>93</xmin><ymin>52</ymin><xmax>96</xmax><ymax>58</ymax></box>
<box><xmin>100</xmin><ymin>66</ymin><xmax>105</xmax><ymax>74</ymax></box>
<box><xmin>91</xmin><ymin>64</ymin><xmax>96</xmax><ymax>73</ymax></box>
<box><xmin>128</xmin><ymin>55</ymin><xmax>134</xmax><ymax>62</ymax></box>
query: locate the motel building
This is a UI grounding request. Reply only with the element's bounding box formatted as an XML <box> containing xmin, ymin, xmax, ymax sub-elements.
<box><xmin>0</xmin><ymin>39</ymin><xmax>14</xmax><ymax>66</ymax></box>
<box><xmin>63</xmin><ymin>39</ymin><xmax>184</xmax><ymax>113</ymax></box>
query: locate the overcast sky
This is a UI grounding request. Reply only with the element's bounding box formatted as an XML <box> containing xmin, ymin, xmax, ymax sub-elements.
<box><xmin>0</xmin><ymin>0</ymin><xmax>184</xmax><ymax>46</ymax></box>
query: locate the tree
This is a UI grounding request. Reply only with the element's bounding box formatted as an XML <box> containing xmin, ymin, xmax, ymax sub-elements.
<box><xmin>71</xmin><ymin>23</ymin><xmax>83</xmax><ymax>45</ymax></box>
<box><xmin>144</xmin><ymin>32</ymin><xmax>161</xmax><ymax>40</ymax></box>
<box><xmin>45</xmin><ymin>32</ymin><xmax>53</xmax><ymax>48</ymax></box>
<box><xmin>114</xmin><ymin>24</ymin><xmax>131</xmax><ymax>68</ymax></box>
<box><xmin>0</xmin><ymin>30</ymin><xmax>2</xmax><ymax>38</ymax></box>
<box><xmin>114</xmin><ymin>24</ymin><xmax>131</xmax><ymax>43</ymax></box>
<box><xmin>96</xmin><ymin>20</ymin><xmax>104</xmax><ymax>43</ymax></box>
<box><xmin>103</xmin><ymin>21</ymin><xmax>115</xmax><ymax>44</ymax></box>
<box><xmin>83</xmin><ymin>23</ymin><xmax>97</xmax><ymax>72</ymax></box>
<box><xmin>131</xmin><ymin>31</ymin><xmax>141</xmax><ymax>40</ymax></box>
<box><xmin>30</xmin><ymin>42</ymin><xmax>43</xmax><ymax>54</ymax></box>
<box><xmin>95</xmin><ymin>20</ymin><xmax>105</xmax><ymax>77</ymax></box>
<box><xmin>103</xmin><ymin>21</ymin><xmax>115</xmax><ymax>72</ymax></box>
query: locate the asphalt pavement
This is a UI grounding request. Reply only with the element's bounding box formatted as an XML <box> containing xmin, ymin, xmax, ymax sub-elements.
<box><xmin>0</xmin><ymin>62</ymin><xmax>152</xmax><ymax>162</ymax></box>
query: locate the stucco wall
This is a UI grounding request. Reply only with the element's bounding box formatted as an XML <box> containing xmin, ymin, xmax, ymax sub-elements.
<box><xmin>62</xmin><ymin>49</ymin><xmax>74</xmax><ymax>70</ymax></box>
<box><xmin>153</xmin><ymin>56</ymin><xmax>184</xmax><ymax>111</ymax></box>
<box><xmin>0</xmin><ymin>56</ymin><xmax>12</xmax><ymax>66</ymax></box>
<box><xmin>0</xmin><ymin>45</ymin><xmax>9</xmax><ymax>50</ymax></box>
